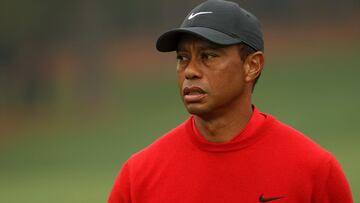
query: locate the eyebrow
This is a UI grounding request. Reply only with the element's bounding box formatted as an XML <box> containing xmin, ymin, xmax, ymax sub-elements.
<box><xmin>176</xmin><ymin>43</ymin><xmax>224</xmax><ymax>52</ymax></box>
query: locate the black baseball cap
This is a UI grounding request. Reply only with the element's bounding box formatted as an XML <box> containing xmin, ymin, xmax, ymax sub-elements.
<box><xmin>156</xmin><ymin>0</ymin><xmax>264</xmax><ymax>52</ymax></box>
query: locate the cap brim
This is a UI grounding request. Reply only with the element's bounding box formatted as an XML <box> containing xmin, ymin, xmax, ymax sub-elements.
<box><xmin>156</xmin><ymin>27</ymin><xmax>242</xmax><ymax>52</ymax></box>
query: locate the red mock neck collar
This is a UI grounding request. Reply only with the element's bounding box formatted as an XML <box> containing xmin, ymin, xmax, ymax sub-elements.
<box><xmin>186</xmin><ymin>106</ymin><xmax>269</xmax><ymax>152</ymax></box>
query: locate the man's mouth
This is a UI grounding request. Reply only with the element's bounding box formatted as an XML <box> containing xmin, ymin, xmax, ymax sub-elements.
<box><xmin>183</xmin><ymin>86</ymin><xmax>207</xmax><ymax>102</ymax></box>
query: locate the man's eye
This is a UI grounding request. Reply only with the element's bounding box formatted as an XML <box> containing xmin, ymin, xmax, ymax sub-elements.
<box><xmin>176</xmin><ymin>55</ymin><xmax>189</xmax><ymax>61</ymax></box>
<box><xmin>202</xmin><ymin>53</ymin><xmax>217</xmax><ymax>60</ymax></box>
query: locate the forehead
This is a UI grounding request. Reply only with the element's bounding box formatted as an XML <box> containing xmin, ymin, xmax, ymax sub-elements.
<box><xmin>176</xmin><ymin>35</ymin><xmax>225</xmax><ymax>51</ymax></box>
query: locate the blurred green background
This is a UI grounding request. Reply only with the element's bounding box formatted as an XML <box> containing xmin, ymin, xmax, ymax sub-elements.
<box><xmin>0</xmin><ymin>0</ymin><xmax>359</xmax><ymax>202</ymax></box>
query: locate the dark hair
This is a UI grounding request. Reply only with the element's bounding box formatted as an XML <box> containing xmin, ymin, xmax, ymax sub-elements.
<box><xmin>238</xmin><ymin>43</ymin><xmax>261</xmax><ymax>92</ymax></box>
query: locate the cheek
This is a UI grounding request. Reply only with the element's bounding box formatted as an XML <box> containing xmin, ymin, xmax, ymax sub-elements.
<box><xmin>176</xmin><ymin>71</ymin><xmax>185</xmax><ymax>93</ymax></box>
<box><xmin>208</xmin><ymin>71</ymin><xmax>244</xmax><ymax>96</ymax></box>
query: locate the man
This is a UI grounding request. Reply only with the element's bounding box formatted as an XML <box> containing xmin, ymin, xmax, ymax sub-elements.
<box><xmin>108</xmin><ymin>1</ymin><xmax>353</xmax><ymax>202</ymax></box>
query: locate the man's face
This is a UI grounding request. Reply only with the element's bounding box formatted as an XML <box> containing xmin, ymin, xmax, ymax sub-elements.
<box><xmin>176</xmin><ymin>35</ymin><xmax>251</xmax><ymax>117</ymax></box>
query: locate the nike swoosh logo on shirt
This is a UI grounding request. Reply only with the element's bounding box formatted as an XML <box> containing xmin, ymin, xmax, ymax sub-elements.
<box><xmin>259</xmin><ymin>194</ymin><xmax>285</xmax><ymax>202</ymax></box>
<box><xmin>188</xmin><ymin>11</ymin><xmax>213</xmax><ymax>20</ymax></box>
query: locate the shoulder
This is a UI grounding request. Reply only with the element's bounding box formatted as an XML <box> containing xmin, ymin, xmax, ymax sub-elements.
<box><xmin>127</xmin><ymin>117</ymin><xmax>191</xmax><ymax>165</ymax></box>
<box><xmin>261</xmin><ymin>114</ymin><xmax>334</xmax><ymax>167</ymax></box>
<box><xmin>265</xmin><ymin>115</ymin><xmax>327</xmax><ymax>150</ymax></box>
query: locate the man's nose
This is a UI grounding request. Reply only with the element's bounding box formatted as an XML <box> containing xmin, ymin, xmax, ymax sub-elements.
<box><xmin>185</xmin><ymin>60</ymin><xmax>202</xmax><ymax>80</ymax></box>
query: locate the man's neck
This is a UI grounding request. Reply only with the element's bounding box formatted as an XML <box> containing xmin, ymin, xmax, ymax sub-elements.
<box><xmin>194</xmin><ymin>103</ymin><xmax>253</xmax><ymax>143</ymax></box>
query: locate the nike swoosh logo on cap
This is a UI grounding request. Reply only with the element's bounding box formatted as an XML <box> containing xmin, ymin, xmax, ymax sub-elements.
<box><xmin>188</xmin><ymin>11</ymin><xmax>213</xmax><ymax>20</ymax></box>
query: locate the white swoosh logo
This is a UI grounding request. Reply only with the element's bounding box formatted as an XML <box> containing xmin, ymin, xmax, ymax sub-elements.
<box><xmin>188</xmin><ymin>11</ymin><xmax>213</xmax><ymax>20</ymax></box>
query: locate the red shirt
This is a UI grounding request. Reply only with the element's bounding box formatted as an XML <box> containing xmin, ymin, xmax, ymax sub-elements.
<box><xmin>108</xmin><ymin>107</ymin><xmax>353</xmax><ymax>203</ymax></box>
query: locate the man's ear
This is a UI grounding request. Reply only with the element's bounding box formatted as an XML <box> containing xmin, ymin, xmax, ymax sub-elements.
<box><xmin>244</xmin><ymin>51</ymin><xmax>264</xmax><ymax>83</ymax></box>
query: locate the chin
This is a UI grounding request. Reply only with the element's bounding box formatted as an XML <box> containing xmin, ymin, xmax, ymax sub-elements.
<box><xmin>185</xmin><ymin>103</ymin><xmax>211</xmax><ymax>116</ymax></box>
